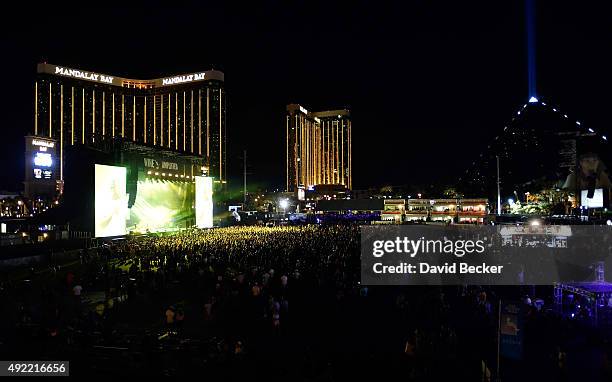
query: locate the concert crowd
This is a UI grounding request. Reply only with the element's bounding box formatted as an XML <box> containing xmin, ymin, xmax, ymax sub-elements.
<box><xmin>1</xmin><ymin>225</ymin><xmax>611</xmax><ymax>380</ymax></box>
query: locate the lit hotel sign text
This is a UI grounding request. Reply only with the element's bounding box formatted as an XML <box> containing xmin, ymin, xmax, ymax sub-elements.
<box><xmin>161</xmin><ymin>73</ymin><xmax>206</xmax><ymax>86</ymax></box>
<box><xmin>54</xmin><ymin>66</ymin><xmax>114</xmax><ymax>84</ymax></box>
<box><xmin>144</xmin><ymin>158</ymin><xmax>179</xmax><ymax>170</ymax></box>
<box><xmin>31</xmin><ymin>139</ymin><xmax>55</xmax><ymax>148</ymax></box>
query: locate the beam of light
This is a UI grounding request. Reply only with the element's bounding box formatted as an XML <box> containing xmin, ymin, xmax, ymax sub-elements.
<box><xmin>526</xmin><ymin>0</ymin><xmax>537</xmax><ymax>99</ymax></box>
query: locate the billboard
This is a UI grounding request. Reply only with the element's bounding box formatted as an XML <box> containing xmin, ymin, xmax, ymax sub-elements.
<box><xmin>499</xmin><ymin>301</ymin><xmax>524</xmax><ymax>360</ymax></box>
<box><xmin>94</xmin><ymin>164</ymin><xmax>128</xmax><ymax>237</ymax></box>
<box><xmin>127</xmin><ymin>178</ymin><xmax>195</xmax><ymax>233</ymax></box>
<box><xmin>195</xmin><ymin>176</ymin><xmax>214</xmax><ymax>228</ymax></box>
<box><xmin>580</xmin><ymin>188</ymin><xmax>604</xmax><ymax>208</ymax></box>
<box><xmin>24</xmin><ymin>136</ymin><xmax>58</xmax><ymax>198</ymax></box>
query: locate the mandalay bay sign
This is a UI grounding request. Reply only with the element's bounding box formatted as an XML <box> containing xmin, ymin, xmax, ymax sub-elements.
<box><xmin>54</xmin><ymin>66</ymin><xmax>114</xmax><ymax>84</ymax></box>
<box><xmin>160</xmin><ymin>72</ymin><xmax>206</xmax><ymax>85</ymax></box>
<box><xmin>42</xmin><ymin>63</ymin><xmax>219</xmax><ymax>87</ymax></box>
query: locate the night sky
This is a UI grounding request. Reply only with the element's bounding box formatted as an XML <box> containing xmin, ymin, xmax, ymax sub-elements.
<box><xmin>1</xmin><ymin>1</ymin><xmax>611</xmax><ymax>193</ymax></box>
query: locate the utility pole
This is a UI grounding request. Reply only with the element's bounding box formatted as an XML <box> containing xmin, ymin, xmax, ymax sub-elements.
<box><xmin>243</xmin><ymin>150</ymin><xmax>247</xmax><ymax>205</ymax></box>
<box><xmin>497</xmin><ymin>156</ymin><xmax>502</xmax><ymax>215</ymax></box>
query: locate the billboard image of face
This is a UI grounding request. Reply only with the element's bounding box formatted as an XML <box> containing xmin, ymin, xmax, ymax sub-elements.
<box><xmin>95</xmin><ymin>164</ymin><xmax>128</xmax><ymax>237</ymax></box>
<box><xmin>127</xmin><ymin>178</ymin><xmax>195</xmax><ymax>233</ymax></box>
<box><xmin>195</xmin><ymin>176</ymin><xmax>213</xmax><ymax>228</ymax></box>
<box><xmin>577</xmin><ymin>153</ymin><xmax>611</xmax><ymax>190</ymax></box>
<box><xmin>562</xmin><ymin>152</ymin><xmax>611</xmax><ymax>185</ymax></box>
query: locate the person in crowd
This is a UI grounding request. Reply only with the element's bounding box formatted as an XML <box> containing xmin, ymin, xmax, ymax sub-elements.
<box><xmin>175</xmin><ymin>305</ymin><xmax>185</xmax><ymax>329</ymax></box>
<box><xmin>165</xmin><ymin>305</ymin><xmax>176</xmax><ymax>328</ymax></box>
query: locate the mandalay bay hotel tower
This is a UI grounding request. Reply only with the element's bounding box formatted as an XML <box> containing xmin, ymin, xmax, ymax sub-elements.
<box><xmin>32</xmin><ymin>63</ymin><xmax>226</xmax><ymax>193</ymax></box>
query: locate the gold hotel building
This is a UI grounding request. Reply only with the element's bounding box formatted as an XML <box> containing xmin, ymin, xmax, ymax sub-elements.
<box><xmin>286</xmin><ymin>104</ymin><xmax>352</xmax><ymax>192</ymax></box>
<box><xmin>33</xmin><ymin>63</ymin><xmax>226</xmax><ymax>185</ymax></box>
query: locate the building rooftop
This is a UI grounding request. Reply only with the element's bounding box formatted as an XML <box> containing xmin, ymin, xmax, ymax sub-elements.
<box><xmin>37</xmin><ymin>63</ymin><xmax>224</xmax><ymax>89</ymax></box>
<box><xmin>287</xmin><ymin>104</ymin><xmax>350</xmax><ymax>117</ymax></box>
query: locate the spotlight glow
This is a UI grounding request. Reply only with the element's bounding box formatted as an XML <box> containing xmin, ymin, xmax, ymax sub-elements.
<box><xmin>279</xmin><ymin>199</ymin><xmax>289</xmax><ymax>210</ymax></box>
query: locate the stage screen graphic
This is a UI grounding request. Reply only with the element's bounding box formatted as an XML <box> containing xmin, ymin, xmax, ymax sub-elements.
<box><xmin>127</xmin><ymin>178</ymin><xmax>195</xmax><ymax>233</ymax></box>
<box><xmin>95</xmin><ymin>164</ymin><xmax>128</xmax><ymax>237</ymax></box>
<box><xmin>195</xmin><ymin>176</ymin><xmax>213</xmax><ymax>228</ymax></box>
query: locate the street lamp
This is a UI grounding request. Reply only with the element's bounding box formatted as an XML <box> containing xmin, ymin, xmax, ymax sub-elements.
<box><xmin>17</xmin><ymin>200</ymin><xmax>23</xmax><ymax>216</ymax></box>
<box><xmin>279</xmin><ymin>199</ymin><xmax>288</xmax><ymax>214</ymax></box>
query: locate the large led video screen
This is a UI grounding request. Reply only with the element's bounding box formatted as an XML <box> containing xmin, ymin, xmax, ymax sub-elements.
<box><xmin>195</xmin><ymin>176</ymin><xmax>214</xmax><ymax>228</ymax></box>
<box><xmin>95</xmin><ymin>164</ymin><xmax>128</xmax><ymax>237</ymax></box>
<box><xmin>127</xmin><ymin>178</ymin><xmax>195</xmax><ymax>233</ymax></box>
